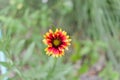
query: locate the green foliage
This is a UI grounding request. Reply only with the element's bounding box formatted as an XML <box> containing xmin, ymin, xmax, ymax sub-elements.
<box><xmin>71</xmin><ymin>39</ymin><xmax>107</xmax><ymax>75</ymax></box>
<box><xmin>0</xmin><ymin>0</ymin><xmax>120</xmax><ymax>80</ymax></box>
<box><xmin>100</xmin><ymin>62</ymin><xmax>120</xmax><ymax>80</ymax></box>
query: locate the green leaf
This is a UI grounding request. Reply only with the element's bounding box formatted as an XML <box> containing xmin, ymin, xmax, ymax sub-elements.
<box><xmin>81</xmin><ymin>46</ymin><xmax>91</xmax><ymax>55</ymax></box>
<box><xmin>22</xmin><ymin>42</ymin><xmax>35</xmax><ymax>64</ymax></box>
<box><xmin>0</xmin><ymin>62</ymin><xmax>9</xmax><ymax>67</ymax></box>
<box><xmin>14</xmin><ymin>68</ymin><xmax>22</xmax><ymax>77</ymax></box>
<box><xmin>15</xmin><ymin>39</ymin><xmax>26</xmax><ymax>55</ymax></box>
<box><xmin>79</xmin><ymin>63</ymin><xmax>89</xmax><ymax>74</ymax></box>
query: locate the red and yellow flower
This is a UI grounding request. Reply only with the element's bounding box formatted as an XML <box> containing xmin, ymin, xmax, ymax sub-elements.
<box><xmin>43</xmin><ymin>28</ymin><xmax>71</xmax><ymax>57</ymax></box>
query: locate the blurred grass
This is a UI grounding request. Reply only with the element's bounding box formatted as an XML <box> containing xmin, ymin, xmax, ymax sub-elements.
<box><xmin>0</xmin><ymin>0</ymin><xmax>120</xmax><ymax>80</ymax></box>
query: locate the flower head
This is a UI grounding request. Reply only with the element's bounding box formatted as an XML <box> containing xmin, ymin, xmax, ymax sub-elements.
<box><xmin>43</xmin><ymin>28</ymin><xmax>71</xmax><ymax>57</ymax></box>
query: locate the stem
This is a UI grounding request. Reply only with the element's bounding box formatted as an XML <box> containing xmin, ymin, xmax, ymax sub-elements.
<box><xmin>46</xmin><ymin>58</ymin><xmax>57</xmax><ymax>80</ymax></box>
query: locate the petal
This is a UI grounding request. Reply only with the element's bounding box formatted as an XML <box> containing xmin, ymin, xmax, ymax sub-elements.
<box><xmin>49</xmin><ymin>29</ymin><xmax>53</xmax><ymax>33</ymax></box>
<box><xmin>43</xmin><ymin>28</ymin><xmax>71</xmax><ymax>58</ymax></box>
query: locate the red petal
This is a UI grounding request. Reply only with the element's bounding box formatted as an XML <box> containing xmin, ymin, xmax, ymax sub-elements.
<box><xmin>46</xmin><ymin>33</ymin><xmax>54</xmax><ymax>39</ymax></box>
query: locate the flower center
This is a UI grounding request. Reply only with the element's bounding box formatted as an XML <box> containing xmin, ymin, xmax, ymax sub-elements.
<box><xmin>53</xmin><ymin>39</ymin><xmax>61</xmax><ymax>47</ymax></box>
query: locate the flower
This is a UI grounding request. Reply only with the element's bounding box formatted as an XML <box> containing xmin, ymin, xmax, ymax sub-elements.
<box><xmin>43</xmin><ymin>28</ymin><xmax>71</xmax><ymax>57</ymax></box>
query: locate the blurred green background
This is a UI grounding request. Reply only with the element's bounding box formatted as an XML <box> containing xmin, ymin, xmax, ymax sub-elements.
<box><xmin>0</xmin><ymin>0</ymin><xmax>120</xmax><ymax>80</ymax></box>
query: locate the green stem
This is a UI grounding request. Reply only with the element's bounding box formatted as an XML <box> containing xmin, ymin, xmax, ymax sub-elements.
<box><xmin>46</xmin><ymin>58</ymin><xmax>57</xmax><ymax>80</ymax></box>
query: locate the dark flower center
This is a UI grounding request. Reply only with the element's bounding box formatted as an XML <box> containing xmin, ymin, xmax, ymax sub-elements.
<box><xmin>53</xmin><ymin>39</ymin><xmax>61</xmax><ymax>47</ymax></box>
